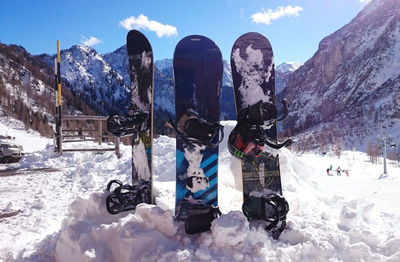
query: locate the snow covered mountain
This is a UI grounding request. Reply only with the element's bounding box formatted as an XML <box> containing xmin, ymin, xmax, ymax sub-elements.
<box><xmin>7</xmin><ymin>0</ymin><xmax>397</xmax><ymax>149</ymax></box>
<box><xmin>0</xmin><ymin>43</ymin><xmax>52</xmax><ymax>137</ymax></box>
<box><xmin>154</xmin><ymin>58</ymin><xmax>173</xmax><ymax>78</ymax></box>
<box><xmin>0</xmin><ymin>43</ymin><xmax>96</xmax><ymax>137</ymax></box>
<box><xmin>40</xmin><ymin>46</ymin><xmax>236</xmax><ymax>133</ymax></box>
<box><xmin>276</xmin><ymin>62</ymin><xmax>303</xmax><ymax>75</ymax></box>
<box><xmin>276</xmin><ymin>62</ymin><xmax>303</xmax><ymax>95</ymax></box>
<box><xmin>280</xmin><ymin>0</ymin><xmax>400</xmax><ymax>151</ymax></box>
<box><xmin>36</xmin><ymin>40</ymin><xmax>304</xmax><ymax>131</ymax></box>
<box><xmin>40</xmin><ymin>45</ymin><xmax>129</xmax><ymax>116</ymax></box>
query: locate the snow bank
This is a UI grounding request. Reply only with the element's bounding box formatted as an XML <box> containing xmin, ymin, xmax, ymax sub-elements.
<box><xmin>54</xmin><ymin>194</ymin><xmax>278</xmax><ymax>262</ymax></box>
<box><xmin>1</xmin><ymin>119</ymin><xmax>400</xmax><ymax>261</ymax></box>
<box><xmin>55</xmin><ymin>194</ymin><xmax>176</xmax><ymax>262</ymax></box>
<box><xmin>50</xmin><ymin>122</ymin><xmax>400</xmax><ymax>262</ymax></box>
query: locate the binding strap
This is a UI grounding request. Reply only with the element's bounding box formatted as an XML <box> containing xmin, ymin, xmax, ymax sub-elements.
<box><xmin>167</xmin><ymin>109</ymin><xmax>224</xmax><ymax>148</ymax></box>
<box><xmin>242</xmin><ymin>193</ymin><xmax>289</xmax><ymax>238</ymax></box>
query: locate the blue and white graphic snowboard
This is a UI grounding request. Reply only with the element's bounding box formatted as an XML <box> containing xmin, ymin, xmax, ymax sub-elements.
<box><xmin>173</xmin><ymin>35</ymin><xmax>223</xmax><ymax>234</ymax></box>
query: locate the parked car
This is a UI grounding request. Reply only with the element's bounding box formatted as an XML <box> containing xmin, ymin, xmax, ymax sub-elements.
<box><xmin>0</xmin><ymin>137</ymin><xmax>24</xmax><ymax>163</ymax></box>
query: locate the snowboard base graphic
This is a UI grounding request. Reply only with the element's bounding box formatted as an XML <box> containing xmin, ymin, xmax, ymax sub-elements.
<box><xmin>173</xmin><ymin>35</ymin><xmax>223</xmax><ymax>234</ymax></box>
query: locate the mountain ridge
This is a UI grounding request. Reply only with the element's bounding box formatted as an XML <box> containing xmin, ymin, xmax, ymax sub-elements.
<box><xmin>280</xmin><ymin>0</ymin><xmax>400</xmax><ymax>151</ymax></box>
<box><xmin>3</xmin><ymin>0</ymin><xmax>398</xmax><ymax>152</ymax></box>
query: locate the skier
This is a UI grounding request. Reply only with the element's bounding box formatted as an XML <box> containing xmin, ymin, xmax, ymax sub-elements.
<box><xmin>337</xmin><ymin>166</ymin><xmax>341</xmax><ymax>176</ymax></box>
<box><xmin>326</xmin><ymin>168</ymin><xmax>330</xmax><ymax>176</ymax></box>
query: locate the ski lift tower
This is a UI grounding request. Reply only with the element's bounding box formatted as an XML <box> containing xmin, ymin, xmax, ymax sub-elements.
<box><xmin>377</xmin><ymin>126</ymin><xmax>396</xmax><ymax>176</ymax></box>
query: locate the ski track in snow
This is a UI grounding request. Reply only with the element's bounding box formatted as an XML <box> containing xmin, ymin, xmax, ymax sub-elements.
<box><xmin>0</xmin><ymin>118</ymin><xmax>400</xmax><ymax>261</ymax></box>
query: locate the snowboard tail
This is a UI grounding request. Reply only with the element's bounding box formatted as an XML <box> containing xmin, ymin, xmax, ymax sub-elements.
<box><xmin>173</xmin><ymin>35</ymin><xmax>223</xmax><ymax>234</ymax></box>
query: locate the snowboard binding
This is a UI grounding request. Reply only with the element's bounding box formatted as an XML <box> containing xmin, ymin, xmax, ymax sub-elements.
<box><xmin>107</xmin><ymin>111</ymin><xmax>150</xmax><ymax>137</ymax></box>
<box><xmin>175</xmin><ymin>200</ymin><xmax>222</xmax><ymax>234</ymax></box>
<box><xmin>167</xmin><ymin>109</ymin><xmax>224</xmax><ymax>148</ymax></box>
<box><xmin>228</xmin><ymin>99</ymin><xmax>293</xmax><ymax>160</ymax></box>
<box><xmin>105</xmin><ymin>179</ymin><xmax>151</xmax><ymax>214</ymax></box>
<box><xmin>242</xmin><ymin>193</ymin><xmax>289</xmax><ymax>239</ymax></box>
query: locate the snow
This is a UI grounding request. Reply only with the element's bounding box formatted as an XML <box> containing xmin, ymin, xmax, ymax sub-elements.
<box><xmin>1</xmin><ymin>117</ymin><xmax>400</xmax><ymax>261</ymax></box>
<box><xmin>275</xmin><ymin>62</ymin><xmax>303</xmax><ymax>74</ymax></box>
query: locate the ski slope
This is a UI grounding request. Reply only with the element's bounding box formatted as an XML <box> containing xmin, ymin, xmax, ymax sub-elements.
<box><xmin>0</xmin><ymin>117</ymin><xmax>399</xmax><ymax>261</ymax></box>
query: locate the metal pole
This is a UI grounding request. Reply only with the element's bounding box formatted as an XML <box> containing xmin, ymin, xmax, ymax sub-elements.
<box><xmin>54</xmin><ymin>58</ymin><xmax>58</xmax><ymax>114</ymax></box>
<box><xmin>383</xmin><ymin>136</ymin><xmax>387</xmax><ymax>175</ymax></box>
<box><xmin>54</xmin><ymin>58</ymin><xmax>60</xmax><ymax>153</ymax></box>
<box><xmin>57</xmin><ymin>41</ymin><xmax>63</xmax><ymax>155</ymax></box>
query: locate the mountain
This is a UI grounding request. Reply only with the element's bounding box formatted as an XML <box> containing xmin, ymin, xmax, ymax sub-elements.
<box><xmin>154</xmin><ymin>59</ymin><xmax>173</xmax><ymax>78</ymax></box>
<box><xmin>276</xmin><ymin>62</ymin><xmax>303</xmax><ymax>75</ymax></box>
<box><xmin>0</xmin><ymin>42</ymin><xmax>96</xmax><ymax>137</ymax></box>
<box><xmin>54</xmin><ymin>45</ymin><xmax>129</xmax><ymax>116</ymax></box>
<box><xmin>0</xmin><ymin>43</ymin><xmax>53</xmax><ymax>137</ymax></box>
<box><xmin>276</xmin><ymin>62</ymin><xmax>303</xmax><ymax>95</ymax></box>
<box><xmin>280</xmin><ymin>0</ymin><xmax>400</xmax><ymax>151</ymax></box>
<box><xmin>41</xmin><ymin>46</ymin><xmax>236</xmax><ymax>134</ymax></box>
<box><xmin>6</xmin><ymin>0</ymin><xmax>399</xmax><ymax>151</ymax></box>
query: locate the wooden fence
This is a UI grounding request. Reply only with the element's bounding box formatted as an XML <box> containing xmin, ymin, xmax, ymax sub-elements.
<box><xmin>55</xmin><ymin>115</ymin><xmax>121</xmax><ymax>157</ymax></box>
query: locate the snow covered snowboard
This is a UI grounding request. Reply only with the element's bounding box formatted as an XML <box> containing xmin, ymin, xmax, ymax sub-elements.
<box><xmin>171</xmin><ymin>35</ymin><xmax>223</xmax><ymax>234</ymax></box>
<box><xmin>228</xmin><ymin>32</ymin><xmax>292</xmax><ymax>239</ymax></box>
<box><xmin>105</xmin><ymin>30</ymin><xmax>154</xmax><ymax>214</ymax></box>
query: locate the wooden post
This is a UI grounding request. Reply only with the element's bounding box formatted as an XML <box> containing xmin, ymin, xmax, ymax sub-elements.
<box><xmin>59</xmin><ymin>124</ymin><xmax>63</xmax><ymax>155</ymax></box>
<box><xmin>98</xmin><ymin>121</ymin><xmax>102</xmax><ymax>145</ymax></box>
<box><xmin>115</xmin><ymin>136</ymin><xmax>121</xmax><ymax>158</ymax></box>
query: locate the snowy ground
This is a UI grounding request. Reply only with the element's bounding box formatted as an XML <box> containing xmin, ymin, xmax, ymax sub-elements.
<box><xmin>0</xmin><ymin>117</ymin><xmax>399</xmax><ymax>262</ymax></box>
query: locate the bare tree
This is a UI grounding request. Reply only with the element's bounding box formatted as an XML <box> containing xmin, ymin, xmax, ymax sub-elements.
<box><xmin>334</xmin><ymin>138</ymin><xmax>343</xmax><ymax>159</ymax></box>
<box><xmin>367</xmin><ymin>139</ymin><xmax>380</xmax><ymax>164</ymax></box>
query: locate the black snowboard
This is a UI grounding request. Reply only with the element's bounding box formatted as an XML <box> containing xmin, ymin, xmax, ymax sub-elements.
<box><xmin>173</xmin><ymin>35</ymin><xmax>223</xmax><ymax>234</ymax></box>
<box><xmin>230</xmin><ymin>32</ymin><xmax>289</xmax><ymax>238</ymax></box>
<box><xmin>105</xmin><ymin>30</ymin><xmax>153</xmax><ymax>214</ymax></box>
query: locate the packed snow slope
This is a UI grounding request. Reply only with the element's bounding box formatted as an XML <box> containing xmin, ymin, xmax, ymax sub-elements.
<box><xmin>0</xmin><ymin>117</ymin><xmax>399</xmax><ymax>261</ymax></box>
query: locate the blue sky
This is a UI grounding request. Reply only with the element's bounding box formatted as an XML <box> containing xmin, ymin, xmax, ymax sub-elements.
<box><xmin>0</xmin><ymin>0</ymin><xmax>371</xmax><ymax>65</ymax></box>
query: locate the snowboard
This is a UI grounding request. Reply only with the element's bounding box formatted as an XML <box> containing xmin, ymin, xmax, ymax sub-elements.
<box><xmin>105</xmin><ymin>30</ymin><xmax>154</xmax><ymax>214</ymax></box>
<box><xmin>172</xmin><ymin>35</ymin><xmax>223</xmax><ymax>234</ymax></box>
<box><xmin>229</xmin><ymin>32</ymin><xmax>290</xmax><ymax>239</ymax></box>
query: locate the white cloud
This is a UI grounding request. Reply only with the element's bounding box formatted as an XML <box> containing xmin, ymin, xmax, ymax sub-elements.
<box><xmin>359</xmin><ymin>0</ymin><xmax>372</xmax><ymax>4</ymax></box>
<box><xmin>81</xmin><ymin>36</ymin><xmax>103</xmax><ymax>47</ymax></box>
<box><xmin>119</xmin><ymin>14</ymin><xmax>178</xmax><ymax>38</ymax></box>
<box><xmin>251</xmin><ymin>6</ymin><xmax>303</xmax><ymax>25</ymax></box>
